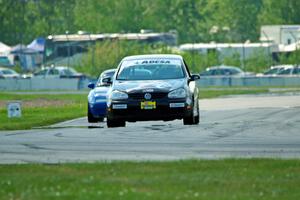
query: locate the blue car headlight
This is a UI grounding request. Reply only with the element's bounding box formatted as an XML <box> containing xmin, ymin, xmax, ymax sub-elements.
<box><xmin>88</xmin><ymin>93</ymin><xmax>96</xmax><ymax>104</ymax></box>
<box><xmin>88</xmin><ymin>91</ymin><xmax>107</xmax><ymax>104</ymax></box>
<box><xmin>110</xmin><ymin>90</ymin><xmax>128</xmax><ymax>100</ymax></box>
<box><xmin>168</xmin><ymin>88</ymin><xmax>186</xmax><ymax>99</ymax></box>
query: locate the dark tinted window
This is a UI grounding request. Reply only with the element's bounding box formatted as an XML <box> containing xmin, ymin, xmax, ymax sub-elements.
<box><xmin>264</xmin><ymin>68</ymin><xmax>280</xmax><ymax>75</ymax></box>
<box><xmin>101</xmin><ymin>71</ymin><xmax>115</xmax><ymax>78</ymax></box>
<box><xmin>117</xmin><ymin>59</ymin><xmax>185</xmax><ymax>80</ymax></box>
<box><xmin>229</xmin><ymin>68</ymin><xmax>241</xmax><ymax>75</ymax></box>
<box><xmin>63</xmin><ymin>68</ymin><xmax>77</xmax><ymax>76</ymax></box>
<box><xmin>48</xmin><ymin>69</ymin><xmax>59</xmax><ymax>75</ymax></box>
<box><xmin>293</xmin><ymin>67</ymin><xmax>300</xmax><ymax>74</ymax></box>
<box><xmin>1</xmin><ymin>69</ymin><xmax>16</xmax><ymax>75</ymax></box>
<box><xmin>278</xmin><ymin>68</ymin><xmax>292</xmax><ymax>75</ymax></box>
<box><xmin>35</xmin><ymin>69</ymin><xmax>47</xmax><ymax>76</ymax></box>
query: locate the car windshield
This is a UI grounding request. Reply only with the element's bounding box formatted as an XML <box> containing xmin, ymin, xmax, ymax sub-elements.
<box><xmin>96</xmin><ymin>70</ymin><xmax>116</xmax><ymax>86</ymax></box>
<box><xmin>101</xmin><ymin>71</ymin><xmax>115</xmax><ymax>78</ymax></box>
<box><xmin>117</xmin><ymin>59</ymin><xmax>185</xmax><ymax>80</ymax></box>
<box><xmin>264</xmin><ymin>68</ymin><xmax>280</xmax><ymax>75</ymax></box>
<box><xmin>63</xmin><ymin>68</ymin><xmax>77</xmax><ymax>76</ymax></box>
<box><xmin>278</xmin><ymin>68</ymin><xmax>292</xmax><ymax>75</ymax></box>
<box><xmin>1</xmin><ymin>69</ymin><xmax>17</xmax><ymax>75</ymax></box>
<box><xmin>35</xmin><ymin>69</ymin><xmax>47</xmax><ymax>76</ymax></box>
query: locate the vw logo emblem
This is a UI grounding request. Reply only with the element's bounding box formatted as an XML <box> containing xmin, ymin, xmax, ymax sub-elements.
<box><xmin>144</xmin><ymin>93</ymin><xmax>152</xmax><ymax>100</ymax></box>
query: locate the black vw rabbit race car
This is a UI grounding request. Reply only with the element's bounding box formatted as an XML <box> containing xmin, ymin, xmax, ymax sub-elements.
<box><xmin>103</xmin><ymin>54</ymin><xmax>200</xmax><ymax>128</ymax></box>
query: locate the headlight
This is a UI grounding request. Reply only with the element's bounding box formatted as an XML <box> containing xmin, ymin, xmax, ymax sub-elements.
<box><xmin>110</xmin><ymin>90</ymin><xmax>128</xmax><ymax>100</ymax></box>
<box><xmin>88</xmin><ymin>92</ymin><xmax>95</xmax><ymax>103</ymax></box>
<box><xmin>168</xmin><ymin>88</ymin><xmax>186</xmax><ymax>99</ymax></box>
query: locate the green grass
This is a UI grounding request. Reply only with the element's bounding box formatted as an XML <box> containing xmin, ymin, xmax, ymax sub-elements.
<box><xmin>0</xmin><ymin>159</ymin><xmax>299</xmax><ymax>200</ymax></box>
<box><xmin>0</xmin><ymin>93</ymin><xmax>87</xmax><ymax>101</ymax></box>
<box><xmin>0</xmin><ymin>93</ymin><xmax>86</xmax><ymax>130</ymax></box>
<box><xmin>0</xmin><ymin>106</ymin><xmax>85</xmax><ymax>130</ymax></box>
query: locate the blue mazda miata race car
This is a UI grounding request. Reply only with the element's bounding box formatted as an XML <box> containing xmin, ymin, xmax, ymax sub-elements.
<box><xmin>87</xmin><ymin>69</ymin><xmax>115</xmax><ymax>123</ymax></box>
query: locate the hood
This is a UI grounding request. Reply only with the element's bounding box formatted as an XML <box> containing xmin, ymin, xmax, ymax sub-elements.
<box><xmin>93</xmin><ymin>86</ymin><xmax>110</xmax><ymax>93</ymax></box>
<box><xmin>113</xmin><ymin>79</ymin><xmax>186</xmax><ymax>93</ymax></box>
<box><xmin>2</xmin><ymin>74</ymin><xmax>20</xmax><ymax>78</ymax></box>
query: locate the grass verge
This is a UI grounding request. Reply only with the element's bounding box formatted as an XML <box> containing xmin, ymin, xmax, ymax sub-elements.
<box><xmin>0</xmin><ymin>93</ymin><xmax>86</xmax><ymax>130</ymax></box>
<box><xmin>0</xmin><ymin>159</ymin><xmax>299</xmax><ymax>200</ymax></box>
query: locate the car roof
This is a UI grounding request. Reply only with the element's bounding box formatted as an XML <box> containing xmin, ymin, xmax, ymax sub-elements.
<box><xmin>0</xmin><ymin>67</ymin><xmax>15</xmax><ymax>71</ymax></box>
<box><xmin>270</xmin><ymin>65</ymin><xmax>294</xmax><ymax>69</ymax></box>
<box><xmin>42</xmin><ymin>66</ymin><xmax>73</xmax><ymax>70</ymax></box>
<box><xmin>122</xmin><ymin>54</ymin><xmax>183</xmax><ymax>61</ymax></box>
<box><xmin>102</xmin><ymin>68</ymin><xmax>116</xmax><ymax>74</ymax></box>
<box><xmin>207</xmin><ymin>65</ymin><xmax>241</xmax><ymax>70</ymax></box>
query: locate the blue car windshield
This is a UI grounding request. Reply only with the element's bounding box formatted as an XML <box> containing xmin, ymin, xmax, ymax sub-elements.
<box><xmin>117</xmin><ymin>59</ymin><xmax>185</xmax><ymax>80</ymax></box>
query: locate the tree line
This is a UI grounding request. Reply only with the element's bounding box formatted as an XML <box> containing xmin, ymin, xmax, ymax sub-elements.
<box><xmin>1</xmin><ymin>0</ymin><xmax>300</xmax><ymax>45</ymax></box>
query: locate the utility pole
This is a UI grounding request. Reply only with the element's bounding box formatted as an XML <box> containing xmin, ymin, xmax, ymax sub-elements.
<box><xmin>87</xmin><ymin>33</ymin><xmax>95</xmax><ymax>73</ymax></box>
<box><xmin>65</xmin><ymin>31</ymin><xmax>70</xmax><ymax>68</ymax></box>
<box><xmin>20</xmin><ymin>0</ymin><xmax>27</xmax><ymax>72</ymax></box>
<box><xmin>262</xmin><ymin>30</ymin><xmax>273</xmax><ymax>67</ymax></box>
<box><xmin>289</xmin><ymin>31</ymin><xmax>299</xmax><ymax>66</ymax></box>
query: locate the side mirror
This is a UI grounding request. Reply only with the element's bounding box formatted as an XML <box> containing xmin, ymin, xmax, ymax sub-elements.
<box><xmin>102</xmin><ymin>77</ymin><xmax>112</xmax><ymax>85</ymax></box>
<box><xmin>190</xmin><ymin>74</ymin><xmax>200</xmax><ymax>81</ymax></box>
<box><xmin>88</xmin><ymin>82</ymin><xmax>95</xmax><ymax>89</ymax></box>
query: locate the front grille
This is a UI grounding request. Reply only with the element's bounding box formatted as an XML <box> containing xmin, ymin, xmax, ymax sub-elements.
<box><xmin>112</xmin><ymin>106</ymin><xmax>185</xmax><ymax>118</ymax></box>
<box><xmin>128</xmin><ymin>92</ymin><xmax>167</xmax><ymax>100</ymax></box>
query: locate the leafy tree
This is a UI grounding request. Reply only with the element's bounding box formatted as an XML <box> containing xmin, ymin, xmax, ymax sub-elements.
<box><xmin>259</xmin><ymin>0</ymin><xmax>300</xmax><ymax>25</ymax></box>
<box><xmin>206</xmin><ymin>0</ymin><xmax>263</xmax><ymax>42</ymax></box>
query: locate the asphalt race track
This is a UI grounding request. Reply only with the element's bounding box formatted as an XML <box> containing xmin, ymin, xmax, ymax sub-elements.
<box><xmin>1</xmin><ymin>94</ymin><xmax>300</xmax><ymax>164</ymax></box>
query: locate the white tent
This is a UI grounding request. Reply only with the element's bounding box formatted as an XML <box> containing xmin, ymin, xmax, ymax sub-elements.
<box><xmin>27</xmin><ymin>37</ymin><xmax>45</xmax><ymax>52</ymax></box>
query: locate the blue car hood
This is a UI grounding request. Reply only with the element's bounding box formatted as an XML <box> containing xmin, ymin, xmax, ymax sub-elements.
<box><xmin>93</xmin><ymin>86</ymin><xmax>110</xmax><ymax>94</ymax></box>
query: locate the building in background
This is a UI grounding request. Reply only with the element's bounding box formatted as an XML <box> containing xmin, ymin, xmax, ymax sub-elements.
<box><xmin>0</xmin><ymin>42</ymin><xmax>14</xmax><ymax>67</ymax></box>
<box><xmin>260</xmin><ymin>25</ymin><xmax>300</xmax><ymax>45</ymax></box>
<box><xmin>44</xmin><ymin>30</ymin><xmax>178</xmax><ymax>66</ymax></box>
<box><xmin>179</xmin><ymin>42</ymin><xmax>277</xmax><ymax>63</ymax></box>
<box><xmin>10</xmin><ymin>38</ymin><xmax>45</xmax><ymax>71</ymax></box>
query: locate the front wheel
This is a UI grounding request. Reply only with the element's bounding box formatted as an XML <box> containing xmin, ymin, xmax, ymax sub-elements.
<box><xmin>183</xmin><ymin>100</ymin><xmax>199</xmax><ymax>125</ymax></box>
<box><xmin>107</xmin><ymin>118</ymin><xmax>126</xmax><ymax>128</ymax></box>
<box><xmin>88</xmin><ymin>104</ymin><xmax>99</xmax><ymax>123</ymax></box>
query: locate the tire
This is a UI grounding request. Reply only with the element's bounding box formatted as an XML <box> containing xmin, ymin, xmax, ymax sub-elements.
<box><xmin>183</xmin><ymin>115</ymin><xmax>193</xmax><ymax>125</ymax></box>
<box><xmin>98</xmin><ymin>117</ymin><xmax>104</xmax><ymax>122</ymax></box>
<box><xmin>107</xmin><ymin>118</ymin><xmax>126</xmax><ymax>128</ymax></box>
<box><xmin>194</xmin><ymin>100</ymin><xmax>200</xmax><ymax>124</ymax></box>
<box><xmin>87</xmin><ymin>104</ymin><xmax>99</xmax><ymax>123</ymax></box>
<box><xmin>183</xmin><ymin>99</ymin><xmax>199</xmax><ymax>125</ymax></box>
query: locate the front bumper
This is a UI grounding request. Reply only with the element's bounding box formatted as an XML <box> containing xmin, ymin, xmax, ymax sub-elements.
<box><xmin>107</xmin><ymin>98</ymin><xmax>192</xmax><ymax>121</ymax></box>
<box><xmin>89</xmin><ymin>101</ymin><xmax>107</xmax><ymax>118</ymax></box>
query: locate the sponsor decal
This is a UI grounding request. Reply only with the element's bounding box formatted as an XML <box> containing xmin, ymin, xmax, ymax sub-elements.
<box><xmin>112</xmin><ymin>104</ymin><xmax>127</xmax><ymax>109</ymax></box>
<box><xmin>169</xmin><ymin>103</ymin><xmax>185</xmax><ymax>108</ymax></box>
